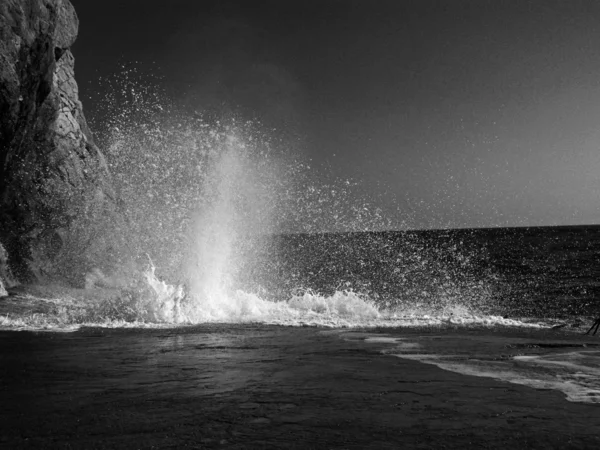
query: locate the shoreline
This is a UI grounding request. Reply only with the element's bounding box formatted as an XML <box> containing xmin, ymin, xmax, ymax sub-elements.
<box><xmin>1</xmin><ymin>325</ymin><xmax>599</xmax><ymax>448</ymax></box>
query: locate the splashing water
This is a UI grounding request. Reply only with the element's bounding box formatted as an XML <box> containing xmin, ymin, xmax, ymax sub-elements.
<box><xmin>0</xmin><ymin>68</ymin><xmax>544</xmax><ymax>331</ymax></box>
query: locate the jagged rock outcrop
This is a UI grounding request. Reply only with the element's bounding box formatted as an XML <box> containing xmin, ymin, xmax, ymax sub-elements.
<box><xmin>0</xmin><ymin>0</ymin><xmax>123</xmax><ymax>287</ymax></box>
<box><xmin>0</xmin><ymin>242</ymin><xmax>17</xmax><ymax>296</ymax></box>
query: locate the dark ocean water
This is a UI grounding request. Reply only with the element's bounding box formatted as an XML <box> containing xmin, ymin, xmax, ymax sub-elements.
<box><xmin>241</xmin><ymin>225</ymin><xmax>600</xmax><ymax>320</ymax></box>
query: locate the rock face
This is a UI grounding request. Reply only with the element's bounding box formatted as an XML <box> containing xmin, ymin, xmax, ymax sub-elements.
<box><xmin>0</xmin><ymin>0</ymin><xmax>122</xmax><ymax>286</ymax></box>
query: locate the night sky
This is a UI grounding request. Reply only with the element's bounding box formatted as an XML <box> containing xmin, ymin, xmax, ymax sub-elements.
<box><xmin>71</xmin><ymin>0</ymin><xmax>600</xmax><ymax>230</ymax></box>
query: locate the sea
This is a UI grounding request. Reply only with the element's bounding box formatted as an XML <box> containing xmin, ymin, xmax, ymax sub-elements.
<box><xmin>1</xmin><ymin>225</ymin><xmax>600</xmax><ymax>404</ymax></box>
<box><xmin>1</xmin><ymin>73</ymin><xmax>599</xmax><ymax>406</ymax></box>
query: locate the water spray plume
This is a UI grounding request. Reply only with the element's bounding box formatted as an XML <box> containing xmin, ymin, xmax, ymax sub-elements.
<box><xmin>1</xmin><ymin>67</ymin><xmax>519</xmax><ymax>330</ymax></box>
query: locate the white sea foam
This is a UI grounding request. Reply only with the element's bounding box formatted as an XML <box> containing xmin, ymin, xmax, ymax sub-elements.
<box><xmin>393</xmin><ymin>352</ymin><xmax>600</xmax><ymax>404</ymax></box>
<box><xmin>0</xmin><ymin>280</ymin><xmax>555</xmax><ymax>332</ymax></box>
<box><xmin>372</xmin><ymin>332</ymin><xmax>600</xmax><ymax>405</ymax></box>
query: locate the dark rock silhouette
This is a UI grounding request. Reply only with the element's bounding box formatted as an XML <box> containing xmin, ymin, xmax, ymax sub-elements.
<box><xmin>0</xmin><ymin>0</ymin><xmax>124</xmax><ymax>287</ymax></box>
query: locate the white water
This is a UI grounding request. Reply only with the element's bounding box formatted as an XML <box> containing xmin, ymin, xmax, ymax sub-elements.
<box><xmin>0</xmin><ymin>115</ymin><xmax>558</xmax><ymax>331</ymax></box>
<box><xmin>0</xmin><ymin>280</ymin><xmax>555</xmax><ymax>332</ymax></box>
<box><xmin>0</xmin><ymin>71</ymin><xmax>563</xmax><ymax>333</ymax></box>
<box><xmin>395</xmin><ymin>351</ymin><xmax>600</xmax><ymax>404</ymax></box>
<box><xmin>355</xmin><ymin>333</ymin><xmax>600</xmax><ymax>404</ymax></box>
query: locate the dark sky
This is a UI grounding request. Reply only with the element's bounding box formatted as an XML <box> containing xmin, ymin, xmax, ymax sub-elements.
<box><xmin>71</xmin><ymin>0</ymin><xmax>600</xmax><ymax>229</ymax></box>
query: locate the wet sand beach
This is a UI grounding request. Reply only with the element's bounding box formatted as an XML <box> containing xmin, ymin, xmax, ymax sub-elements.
<box><xmin>1</xmin><ymin>325</ymin><xmax>599</xmax><ymax>449</ymax></box>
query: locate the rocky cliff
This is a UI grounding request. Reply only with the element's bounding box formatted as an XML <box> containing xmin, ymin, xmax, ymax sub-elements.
<box><xmin>0</xmin><ymin>0</ymin><xmax>122</xmax><ymax>287</ymax></box>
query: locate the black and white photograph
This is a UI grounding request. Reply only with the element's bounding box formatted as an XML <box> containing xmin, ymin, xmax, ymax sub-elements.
<box><xmin>1</xmin><ymin>0</ymin><xmax>599</xmax><ymax>448</ymax></box>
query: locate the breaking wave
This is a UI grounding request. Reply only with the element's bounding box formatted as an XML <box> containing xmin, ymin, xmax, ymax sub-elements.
<box><xmin>0</xmin><ymin>278</ymin><xmax>551</xmax><ymax>332</ymax></box>
<box><xmin>0</xmin><ymin>68</ymin><xmax>551</xmax><ymax>332</ymax></box>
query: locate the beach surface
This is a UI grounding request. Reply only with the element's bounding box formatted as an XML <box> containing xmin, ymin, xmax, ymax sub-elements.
<box><xmin>1</xmin><ymin>325</ymin><xmax>599</xmax><ymax>449</ymax></box>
